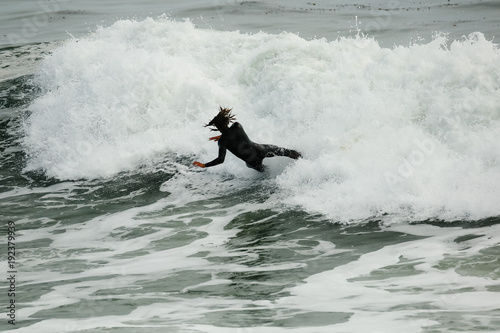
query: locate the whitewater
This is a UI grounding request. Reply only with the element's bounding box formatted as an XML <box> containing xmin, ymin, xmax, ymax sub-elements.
<box><xmin>23</xmin><ymin>18</ymin><xmax>500</xmax><ymax>222</ymax></box>
<box><xmin>1</xmin><ymin>2</ymin><xmax>500</xmax><ymax>333</ymax></box>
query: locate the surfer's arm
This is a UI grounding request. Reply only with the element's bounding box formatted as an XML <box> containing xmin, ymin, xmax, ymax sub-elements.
<box><xmin>193</xmin><ymin>143</ymin><xmax>227</xmax><ymax>168</ymax></box>
<box><xmin>205</xmin><ymin>144</ymin><xmax>227</xmax><ymax>167</ymax></box>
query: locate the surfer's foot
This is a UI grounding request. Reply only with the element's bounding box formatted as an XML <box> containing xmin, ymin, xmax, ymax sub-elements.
<box><xmin>289</xmin><ymin>150</ymin><xmax>302</xmax><ymax>159</ymax></box>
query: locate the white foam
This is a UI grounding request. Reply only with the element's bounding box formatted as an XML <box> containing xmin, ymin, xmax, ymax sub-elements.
<box><xmin>24</xmin><ymin>18</ymin><xmax>500</xmax><ymax>222</ymax></box>
<box><xmin>278</xmin><ymin>223</ymin><xmax>500</xmax><ymax>333</ymax></box>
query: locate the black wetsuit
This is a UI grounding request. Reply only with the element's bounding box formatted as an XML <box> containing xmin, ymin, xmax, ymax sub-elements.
<box><xmin>205</xmin><ymin>122</ymin><xmax>301</xmax><ymax>172</ymax></box>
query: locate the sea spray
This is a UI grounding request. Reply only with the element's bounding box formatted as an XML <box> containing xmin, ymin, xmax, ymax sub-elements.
<box><xmin>23</xmin><ymin>18</ymin><xmax>500</xmax><ymax>222</ymax></box>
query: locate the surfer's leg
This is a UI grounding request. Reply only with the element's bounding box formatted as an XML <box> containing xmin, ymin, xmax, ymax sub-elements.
<box><xmin>262</xmin><ymin>144</ymin><xmax>302</xmax><ymax>160</ymax></box>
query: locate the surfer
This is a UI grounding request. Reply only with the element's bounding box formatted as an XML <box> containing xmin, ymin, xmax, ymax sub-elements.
<box><xmin>193</xmin><ymin>107</ymin><xmax>302</xmax><ymax>172</ymax></box>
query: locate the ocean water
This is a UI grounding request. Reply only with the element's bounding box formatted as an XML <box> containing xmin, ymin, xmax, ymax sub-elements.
<box><xmin>1</xmin><ymin>1</ymin><xmax>500</xmax><ymax>332</ymax></box>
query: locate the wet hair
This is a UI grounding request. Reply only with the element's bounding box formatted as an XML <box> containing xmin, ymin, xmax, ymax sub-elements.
<box><xmin>205</xmin><ymin>107</ymin><xmax>236</xmax><ymax>131</ymax></box>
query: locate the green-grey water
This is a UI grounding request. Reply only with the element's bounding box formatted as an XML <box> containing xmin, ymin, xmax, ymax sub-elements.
<box><xmin>1</xmin><ymin>1</ymin><xmax>500</xmax><ymax>332</ymax></box>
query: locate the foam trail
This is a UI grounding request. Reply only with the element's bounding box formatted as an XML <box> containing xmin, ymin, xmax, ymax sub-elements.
<box><xmin>23</xmin><ymin>18</ymin><xmax>500</xmax><ymax>222</ymax></box>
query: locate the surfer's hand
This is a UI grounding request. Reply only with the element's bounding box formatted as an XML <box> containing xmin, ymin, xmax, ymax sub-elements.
<box><xmin>209</xmin><ymin>135</ymin><xmax>221</xmax><ymax>142</ymax></box>
<box><xmin>193</xmin><ymin>161</ymin><xmax>206</xmax><ymax>168</ymax></box>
